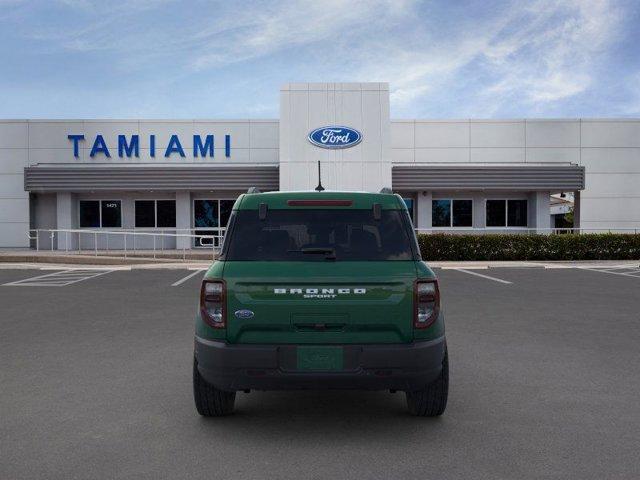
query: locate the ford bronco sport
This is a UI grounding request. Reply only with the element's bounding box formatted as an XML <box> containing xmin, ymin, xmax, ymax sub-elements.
<box><xmin>193</xmin><ymin>190</ymin><xmax>448</xmax><ymax>416</ymax></box>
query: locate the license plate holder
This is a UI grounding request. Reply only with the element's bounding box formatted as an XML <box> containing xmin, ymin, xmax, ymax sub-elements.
<box><xmin>296</xmin><ymin>346</ymin><xmax>343</xmax><ymax>371</ymax></box>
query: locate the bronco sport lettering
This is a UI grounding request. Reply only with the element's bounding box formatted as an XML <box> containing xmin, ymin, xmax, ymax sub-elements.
<box><xmin>274</xmin><ymin>287</ymin><xmax>367</xmax><ymax>298</ymax></box>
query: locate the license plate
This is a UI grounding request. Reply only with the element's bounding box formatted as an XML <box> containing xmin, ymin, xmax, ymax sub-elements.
<box><xmin>296</xmin><ymin>346</ymin><xmax>343</xmax><ymax>371</ymax></box>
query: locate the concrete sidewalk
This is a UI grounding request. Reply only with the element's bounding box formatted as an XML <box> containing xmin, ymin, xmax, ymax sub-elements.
<box><xmin>0</xmin><ymin>249</ymin><xmax>638</xmax><ymax>270</ymax></box>
<box><xmin>0</xmin><ymin>248</ymin><xmax>216</xmax><ymax>266</ymax></box>
<box><xmin>428</xmin><ymin>260</ymin><xmax>640</xmax><ymax>269</ymax></box>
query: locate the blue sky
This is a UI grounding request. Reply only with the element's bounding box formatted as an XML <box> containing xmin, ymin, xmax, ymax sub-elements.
<box><xmin>1</xmin><ymin>0</ymin><xmax>638</xmax><ymax>119</ymax></box>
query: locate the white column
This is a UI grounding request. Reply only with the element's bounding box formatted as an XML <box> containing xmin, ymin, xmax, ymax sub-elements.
<box><xmin>472</xmin><ymin>192</ymin><xmax>485</xmax><ymax>228</ymax></box>
<box><xmin>56</xmin><ymin>192</ymin><xmax>77</xmax><ymax>250</ymax></box>
<box><xmin>416</xmin><ymin>191</ymin><xmax>432</xmax><ymax>230</ymax></box>
<box><xmin>175</xmin><ymin>191</ymin><xmax>191</xmax><ymax>250</ymax></box>
<box><xmin>573</xmin><ymin>191</ymin><xmax>581</xmax><ymax>230</ymax></box>
<box><xmin>529</xmin><ymin>191</ymin><xmax>550</xmax><ymax>233</ymax></box>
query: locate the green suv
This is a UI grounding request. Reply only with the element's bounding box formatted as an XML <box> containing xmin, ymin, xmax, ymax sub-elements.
<box><xmin>193</xmin><ymin>190</ymin><xmax>448</xmax><ymax>416</ymax></box>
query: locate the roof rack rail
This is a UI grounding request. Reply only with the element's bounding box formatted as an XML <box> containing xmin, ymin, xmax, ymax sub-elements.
<box><xmin>379</xmin><ymin>187</ymin><xmax>393</xmax><ymax>194</ymax></box>
<box><xmin>247</xmin><ymin>187</ymin><xmax>261</xmax><ymax>194</ymax></box>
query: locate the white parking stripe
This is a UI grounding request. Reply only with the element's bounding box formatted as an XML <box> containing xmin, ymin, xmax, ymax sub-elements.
<box><xmin>600</xmin><ymin>267</ymin><xmax>640</xmax><ymax>273</ymax></box>
<box><xmin>171</xmin><ymin>269</ymin><xmax>205</xmax><ymax>286</ymax></box>
<box><xmin>57</xmin><ymin>270</ymin><xmax>114</xmax><ymax>285</ymax></box>
<box><xmin>39</xmin><ymin>266</ymin><xmax>131</xmax><ymax>271</ymax></box>
<box><xmin>3</xmin><ymin>270</ymin><xmax>74</xmax><ymax>284</ymax></box>
<box><xmin>441</xmin><ymin>266</ymin><xmax>488</xmax><ymax>270</ymax></box>
<box><xmin>578</xmin><ymin>267</ymin><xmax>640</xmax><ymax>279</ymax></box>
<box><xmin>592</xmin><ymin>265</ymin><xmax>635</xmax><ymax>272</ymax></box>
<box><xmin>2</xmin><ymin>269</ymin><xmax>114</xmax><ymax>287</ymax></box>
<box><xmin>452</xmin><ymin>268</ymin><xmax>513</xmax><ymax>284</ymax></box>
<box><xmin>47</xmin><ymin>273</ymin><xmax>97</xmax><ymax>278</ymax></box>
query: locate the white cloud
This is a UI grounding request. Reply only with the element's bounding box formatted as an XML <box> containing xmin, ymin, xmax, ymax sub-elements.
<box><xmin>189</xmin><ymin>0</ymin><xmax>416</xmax><ymax>70</ymax></box>
<box><xmin>20</xmin><ymin>0</ymin><xmax>417</xmax><ymax>72</ymax></box>
<box><xmin>361</xmin><ymin>0</ymin><xmax>623</xmax><ymax>114</ymax></box>
<box><xmin>4</xmin><ymin>0</ymin><xmax>631</xmax><ymax>117</ymax></box>
<box><xmin>55</xmin><ymin>0</ymin><xmax>171</xmax><ymax>10</ymax></box>
<box><xmin>478</xmin><ymin>0</ymin><xmax>622</xmax><ymax>105</ymax></box>
<box><xmin>618</xmin><ymin>71</ymin><xmax>640</xmax><ymax>115</ymax></box>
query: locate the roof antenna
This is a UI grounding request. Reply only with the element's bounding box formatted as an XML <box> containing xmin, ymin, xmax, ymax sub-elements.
<box><xmin>315</xmin><ymin>160</ymin><xmax>325</xmax><ymax>192</ymax></box>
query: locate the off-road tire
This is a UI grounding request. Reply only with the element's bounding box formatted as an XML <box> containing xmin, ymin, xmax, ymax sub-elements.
<box><xmin>406</xmin><ymin>347</ymin><xmax>448</xmax><ymax>416</ymax></box>
<box><xmin>193</xmin><ymin>358</ymin><xmax>236</xmax><ymax>416</ymax></box>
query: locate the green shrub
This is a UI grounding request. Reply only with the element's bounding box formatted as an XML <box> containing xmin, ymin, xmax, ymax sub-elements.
<box><xmin>417</xmin><ymin>233</ymin><xmax>640</xmax><ymax>261</ymax></box>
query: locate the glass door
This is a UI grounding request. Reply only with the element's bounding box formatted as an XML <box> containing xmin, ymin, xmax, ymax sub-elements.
<box><xmin>193</xmin><ymin>199</ymin><xmax>235</xmax><ymax>248</ymax></box>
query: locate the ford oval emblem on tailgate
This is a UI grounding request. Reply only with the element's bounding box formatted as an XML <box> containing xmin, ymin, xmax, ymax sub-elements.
<box><xmin>234</xmin><ymin>309</ymin><xmax>254</xmax><ymax>319</ymax></box>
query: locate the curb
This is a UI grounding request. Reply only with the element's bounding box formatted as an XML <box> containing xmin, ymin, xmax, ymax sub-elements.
<box><xmin>0</xmin><ymin>255</ymin><xmax>199</xmax><ymax>266</ymax></box>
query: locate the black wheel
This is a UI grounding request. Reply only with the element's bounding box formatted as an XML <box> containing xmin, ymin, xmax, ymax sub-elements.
<box><xmin>193</xmin><ymin>357</ymin><xmax>236</xmax><ymax>416</ymax></box>
<box><xmin>406</xmin><ymin>347</ymin><xmax>448</xmax><ymax>417</ymax></box>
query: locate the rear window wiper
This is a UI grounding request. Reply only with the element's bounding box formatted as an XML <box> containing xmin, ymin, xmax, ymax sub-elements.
<box><xmin>287</xmin><ymin>247</ymin><xmax>337</xmax><ymax>260</ymax></box>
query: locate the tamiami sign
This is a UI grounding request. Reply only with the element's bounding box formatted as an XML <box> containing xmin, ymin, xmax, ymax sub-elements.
<box><xmin>67</xmin><ymin>134</ymin><xmax>232</xmax><ymax>158</ymax></box>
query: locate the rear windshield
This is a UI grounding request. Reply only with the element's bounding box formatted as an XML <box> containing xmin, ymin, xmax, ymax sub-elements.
<box><xmin>224</xmin><ymin>209</ymin><xmax>416</xmax><ymax>261</ymax></box>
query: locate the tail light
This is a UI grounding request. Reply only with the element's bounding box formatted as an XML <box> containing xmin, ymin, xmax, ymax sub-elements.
<box><xmin>200</xmin><ymin>280</ymin><xmax>226</xmax><ymax>328</ymax></box>
<box><xmin>414</xmin><ymin>279</ymin><xmax>440</xmax><ymax>329</ymax></box>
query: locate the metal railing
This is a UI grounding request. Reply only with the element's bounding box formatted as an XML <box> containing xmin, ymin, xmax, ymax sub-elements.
<box><xmin>27</xmin><ymin>228</ymin><xmax>226</xmax><ymax>260</ymax></box>
<box><xmin>25</xmin><ymin>226</ymin><xmax>639</xmax><ymax>260</ymax></box>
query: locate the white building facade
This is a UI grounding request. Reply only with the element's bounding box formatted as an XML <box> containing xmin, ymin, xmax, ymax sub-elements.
<box><xmin>1</xmin><ymin>82</ymin><xmax>638</xmax><ymax>249</ymax></box>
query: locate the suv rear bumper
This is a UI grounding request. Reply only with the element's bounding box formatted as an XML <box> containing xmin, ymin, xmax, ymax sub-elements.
<box><xmin>194</xmin><ymin>336</ymin><xmax>446</xmax><ymax>392</ymax></box>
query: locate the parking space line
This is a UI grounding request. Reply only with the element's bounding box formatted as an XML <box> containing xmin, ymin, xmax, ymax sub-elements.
<box><xmin>2</xmin><ymin>270</ymin><xmax>74</xmax><ymax>285</ymax></box>
<box><xmin>599</xmin><ymin>267</ymin><xmax>640</xmax><ymax>274</ymax></box>
<box><xmin>578</xmin><ymin>267</ymin><xmax>640</xmax><ymax>279</ymax></box>
<box><xmin>441</xmin><ymin>266</ymin><xmax>488</xmax><ymax>270</ymax></box>
<box><xmin>58</xmin><ymin>271</ymin><xmax>114</xmax><ymax>285</ymax></box>
<box><xmin>600</xmin><ymin>270</ymin><xmax>638</xmax><ymax>275</ymax></box>
<box><xmin>171</xmin><ymin>269</ymin><xmax>206</xmax><ymax>286</ymax></box>
<box><xmin>39</xmin><ymin>266</ymin><xmax>132</xmax><ymax>271</ymax></box>
<box><xmin>589</xmin><ymin>265</ymin><xmax>636</xmax><ymax>272</ymax></box>
<box><xmin>452</xmin><ymin>268</ymin><xmax>513</xmax><ymax>284</ymax></box>
<box><xmin>2</xmin><ymin>269</ymin><xmax>115</xmax><ymax>287</ymax></box>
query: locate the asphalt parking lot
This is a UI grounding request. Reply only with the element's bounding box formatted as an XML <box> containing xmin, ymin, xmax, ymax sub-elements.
<box><xmin>1</xmin><ymin>265</ymin><xmax>639</xmax><ymax>479</ymax></box>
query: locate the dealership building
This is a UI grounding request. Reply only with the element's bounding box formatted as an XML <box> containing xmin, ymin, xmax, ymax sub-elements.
<box><xmin>0</xmin><ymin>82</ymin><xmax>638</xmax><ymax>249</ymax></box>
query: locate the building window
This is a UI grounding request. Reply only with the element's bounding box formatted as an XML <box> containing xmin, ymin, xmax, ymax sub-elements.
<box><xmin>79</xmin><ymin>200</ymin><xmax>121</xmax><ymax>228</ymax></box>
<box><xmin>193</xmin><ymin>199</ymin><xmax>236</xmax><ymax>247</ymax></box>
<box><xmin>79</xmin><ymin>201</ymin><xmax>100</xmax><ymax>228</ymax></box>
<box><xmin>157</xmin><ymin>200</ymin><xmax>176</xmax><ymax>228</ymax></box>
<box><xmin>101</xmin><ymin>201</ymin><xmax>122</xmax><ymax>228</ymax></box>
<box><xmin>135</xmin><ymin>200</ymin><xmax>176</xmax><ymax>228</ymax></box>
<box><xmin>486</xmin><ymin>199</ymin><xmax>528</xmax><ymax>227</ymax></box>
<box><xmin>135</xmin><ymin>201</ymin><xmax>155</xmax><ymax>228</ymax></box>
<box><xmin>432</xmin><ymin>199</ymin><xmax>473</xmax><ymax>227</ymax></box>
<box><xmin>507</xmin><ymin>200</ymin><xmax>528</xmax><ymax>227</ymax></box>
<box><xmin>194</xmin><ymin>200</ymin><xmax>219</xmax><ymax>228</ymax></box>
<box><xmin>452</xmin><ymin>200</ymin><xmax>473</xmax><ymax>227</ymax></box>
<box><xmin>486</xmin><ymin>200</ymin><xmax>506</xmax><ymax>227</ymax></box>
<box><xmin>432</xmin><ymin>200</ymin><xmax>451</xmax><ymax>227</ymax></box>
<box><xmin>402</xmin><ymin>198</ymin><xmax>414</xmax><ymax>224</ymax></box>
<box><xmin>193</xmin><ymin>199</ymin><xmax>235</xmax><ymax>229</ymax></box>
<box><xmin>219</xmin><ymin>200</ymin><xmax>234</xmax><ymax>228</ymax></box>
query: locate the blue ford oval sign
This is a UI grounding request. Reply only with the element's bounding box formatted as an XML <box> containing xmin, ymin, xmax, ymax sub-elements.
<box><xmin>234</xmin><ymin>309</ymin><xmax>254</xmax><ymax>319</ymax></box>
<box><xmin>308</xmin><ymin>126</ymin><xmax>362</xmax><ymax>149</ymax></box>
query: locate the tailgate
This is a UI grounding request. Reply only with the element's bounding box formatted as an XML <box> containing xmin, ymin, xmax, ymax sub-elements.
<box><xmin>223</xmin><ymin>261</ymin><xmax>416</xmax><ymax>344</ymax></box>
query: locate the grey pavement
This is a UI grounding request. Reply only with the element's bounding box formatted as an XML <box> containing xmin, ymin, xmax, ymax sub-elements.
<box><xmin>1</xmin><ymin>267</ymin><xmax>639</xmax><ymax>479</ymax></box>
